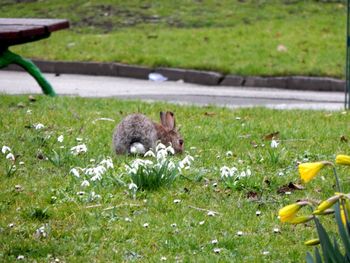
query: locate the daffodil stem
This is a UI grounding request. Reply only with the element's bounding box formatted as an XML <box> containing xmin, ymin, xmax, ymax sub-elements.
<box><xmin>331</xmin><ymin>166</ymin><xmax>342</xmax><ymax>192</ymax></box>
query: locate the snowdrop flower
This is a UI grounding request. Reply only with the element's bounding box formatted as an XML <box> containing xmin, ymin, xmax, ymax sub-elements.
<box><xmin>211</xmin><ymin>239</ymin><xmax>218</xmax><ymax>244</ymax></box>
<box><xmin>199</xmin><ymin>221</ymin><xmax>205</xmax><ymax>225</ymax></box>
<box><xmin>213</xmin><ymin>248</ymin><xmax>221</xmax><ymax>254</ymax></box>
<box><xmin>34</xmin><ymin>123</ymin><xmax>44</xmax><ymax>130</ymax></box>
<box><xmin>156</xmin><ymin>143</ymin><xmax>166</xmax><ymax>152</ymax></box>
<box><xmin>143</xmin><ymin>223</ymin><xmax>149</xmax><ymax>228</ymax></box>
<box><xmin>70</xmin><ymin>144</ymin><xmax>87</xmax><ymax>155</ymax></box>
<box><xmin>220</xmin><ymin>166</ymin><xmax>231</xmax><ymax>178</ymax></box>
<box><xmin>8</xmin><ymin>223</ymin><xmax>15</xmax><ymax>228</ymax></box>
<box><xmin>171</xmin><ymin>223</ymin><xmax>177</xmax><ymax>228</ymax></box>
<box><xmin>129</xmin><ymin>183</ymin><xmax>138</xmax><ymax>191</ymax></box>
<box><xmin>19</xmin><ymin>161</ymin><xmax>24</xmax><ymax>165</ymax></box>
<box><xmin>76</xmin><ymin>137</ymin><xmax>83</xmax><ymax>142</ymax></box>
<box><xmin>57</xmin><ymin>135</ymin><xmax>64</xmax><ymax>143</ymax></box>
<box><xmin>2</xmin><ymin>145</ymin><xmax>11</xmax><ymax>154</ymax></box>
<box><xmin>77</xmin><ymin>191</ymin><xmax>85</xmax><ymax>196</ymax></box>
<box><xmin>26</xmin><ymin>109</ymin><xmax>32</xmax><ymax>114</ymax></box>
<box><xmin>81</xmin><ymin>180</ymin><xmax>90</xmax><ymax>187</ymax></box>
<box><xmin>144</xmin><ymin>150</ymin><xmax>155</xmax><ymax>158</ymax></box>
<box><xmin>17</xmin><ymin>255</ymin><xmax>25</xmax><ymax>260</ymax></box>
<box><xmin>226</xmin><ymin>151</ymin><xmax>233</xmax><ymax>157</ymax></box>
<box><xmin>270</xmin><ymin>139</ymin><xmax>279</xmax><ymax>148</ymax></box>
<box><xmin>125</xmin><ymin>217</ymin><xmax>132</xmax><ymax>222</ymax></box>
<box><xmin>100</xmin><ymin>158</ymin><xmax>114</xmax><ymax>169</ymax></box>
<box><xmin>70</xmin><ymin>168</ymin><xmax>80</xmax><ymax>178</ymax></box>
<box><xmin>157</xmin><ymin>148</ymin><xmax>168</xmax><ymax>161</ymax></box>
<box><xmin>35</xmin><ymin>225</ymin><xmax>47</xmax><ymax>238</ymax></box>
<box><xmin>173</xmin><ymin>199</ymin><xmax>181</xmax><ymax>204</ymax></box>
<box><xmin>166</xmin><ymin>145</ymin><xmax>175</xmax><ymax>155</ymax></box>
<box><xmin>207</xmin><ymin>211</ymin><xmax>215</xmax><ymax>217</ymax></box>
<box><xmin>6</xmin><ymin>153</ymin><xmax>15</xmax><ymax>160</ymax></box>
<box><xmin>273</xmin><ymin>228</ymin><xmax>280</xmax><ymax>233</ymax></box>
<box><xmin>256</xmin><ymin>211</ymin><xmax>261</xmax><ymax>216</ymax></box>
<box><xmin>90</xmin><ymin>191</ymin><xmax>101</xmax><ymax>200</ymax></box>
<box><xmin>236</xmin><ymin>231</ymin><xmax>243</xmax><ymax>236</ymax></box>
<box><xmin>160</xmin><ymin>256</ymin><xmax>167</xmax><ymax>261</ymax></box>
<box><xmin>262</xmin><ymin>251</ymin><xmax>270</xmax><ymax>256</ymax></box>
<box><xmin>91</xmin><ymin>174</ymin><xmax>102</xmax><ymax>182</ymax></box>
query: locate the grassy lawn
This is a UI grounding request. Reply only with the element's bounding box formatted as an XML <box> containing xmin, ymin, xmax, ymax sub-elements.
<box><xmin>0</xmin><ymin>0</ymin><xmax>346</xmax><ymax>78</ymax></box>
<box><xmin>1</xmin><ymin>94</ymin><xmax>350</xmax><ymax>261</ymax></box>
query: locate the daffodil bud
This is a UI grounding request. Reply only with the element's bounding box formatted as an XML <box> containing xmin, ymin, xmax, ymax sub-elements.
<box><xmin>304</xmin><ymin>239</ymin><xmax>320</xmax><ymax>246</ymax></box>
<box><xmin>278</xmin><ymin>201</ymin><xmax>309</xmax><ymax>222</ymax></box>
<box><xmin>315</xmin><ymin>194</ymin><xmax>342</xmax><ymax>213</ymax></box>
<box><xmin>285</xmin><ymin>215</ymin><xmax>313</xmax><ymax>224</ymax></box>
<box><xmin>298</xmin><ymin>162</ymin><xmax>325</xmax><ymax>183</ymax></box>
<box><xmin>335</xmin><ymin>155</ymin><xmax>350</xmax><ymax>166</ymax></box>
<box><xmin>313</xmin><ymin>208</ymin><xmax>334</xmax><ymax>216</ymax></box>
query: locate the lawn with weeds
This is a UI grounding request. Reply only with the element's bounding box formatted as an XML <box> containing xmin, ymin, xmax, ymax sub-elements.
<box><xmin>0</xmin><ymin>0</ymin><xmax>346</xmax><ymax>78</ymax></box>
<box><xmin>1</xmin><ymin>94</ymin><xmax>350</xmax><ymax>262</ymax></box>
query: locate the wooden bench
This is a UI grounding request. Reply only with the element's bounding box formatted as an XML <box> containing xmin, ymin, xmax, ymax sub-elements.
<box><xmin>0</xmin><ymin>18</ymin><xmax>69</xmax><ymax>96</ymax></box>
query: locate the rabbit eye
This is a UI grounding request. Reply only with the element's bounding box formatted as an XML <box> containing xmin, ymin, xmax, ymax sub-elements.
<box><xmin>179</xmin><ymin>139</ymin><xmax>184</xmax><ymax>146</ymax></box>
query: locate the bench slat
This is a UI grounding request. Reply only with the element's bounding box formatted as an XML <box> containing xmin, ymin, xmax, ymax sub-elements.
<box><xmin>0</xmin><ymin>18</ymin><xmax>69</xmax><ymax>32</ymax></box>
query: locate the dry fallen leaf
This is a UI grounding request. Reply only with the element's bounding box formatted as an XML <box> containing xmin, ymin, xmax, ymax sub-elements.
<box><xmin>340</xmin><ymin>135</ymin><xmax>348</xmax><ymax>143</ymax></box>
<box><xmin>263</xmin><ymin>131</ymin><xmax>280</xmax><ymax>141</ymax></box>
<box><xmin>204</xmin><ymin>112</ymin><xmax>216</xmax><ymax>116</ymax></box>
<box><xmin>277</xmin><ymin>182</ymin><xmax>304</xmax><ymax>194</ymax></box>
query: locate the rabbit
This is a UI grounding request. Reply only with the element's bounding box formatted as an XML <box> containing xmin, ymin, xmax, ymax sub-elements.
<box><xmin>112</xmin><ymin>111</ymin><xmax>184</xmax><ymax>155</ymax></box>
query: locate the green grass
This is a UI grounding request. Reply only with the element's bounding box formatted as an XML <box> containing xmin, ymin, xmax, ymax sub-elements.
<box><xmin>0</xmin><ymin>0</ymin><xmax>346</xmax><ymax>78</ymax></box>
<box><xmin>1</xmin><ymin>94</ymin><xmax>350</xmax><ymax>262</ymax></box>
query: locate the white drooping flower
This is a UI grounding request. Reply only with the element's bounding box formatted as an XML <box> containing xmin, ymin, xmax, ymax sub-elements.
<box><xmin>57</xmin><ymin>135</ymin><xmax>64</xmax><ymax>143</ymax></box>
<box><xmin>144</xmin><ymin>150</ymin><xmax>155</xmax><ymax>158</ymax></box>
<box><xmin>6</xmin><ymin>153</ymin><xmax>15</xmax><ymax>161</ymax></box>
<box><xmin>1</xmin><ymin>145</ymin><xmax>11</xmax><ymax>154</ymax></box>
<box><xmin>270</xmin><ymin>139</ymin><xmax>279</xmax><ymax>148</ymax></box>
<box><xmin>81</xmin><ymin>180</ymin><xmax>90</xmax><ymax>187</ymax></box>
<box><xmin>166</xmin><ymin>145</ymin><xmax>175</xmax><ymax>155</ymax></box>
<box><xmin>70</xmin><ymin>144</ymin><xmax>87</xmax><ymax>155</ymax></box>
<box><xmin>70</xmin><ymin>168</ymin><xmax>80</xmax><ymax>178</ymax></box>
<box><xmin>100</xmin><ymin>158</ymin><xmax>114</xmax><ymax>169</ymax></box>
<box><xmin>34</xmin><ymin>123</ymin><xmax>45</xmax><ymax>130</ymax></box>
<box><xmin>156</xmin><ymin>143</ymin><xmax>166</xmax><ymax>152</ymax></box>
<box><xmin>128</xmin><ymin>183</ymin><xmax>138</xmax><ymax>191</ymax></box>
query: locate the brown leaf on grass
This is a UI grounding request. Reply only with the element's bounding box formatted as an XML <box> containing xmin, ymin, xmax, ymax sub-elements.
<box><xmin>204</xmin><ymin>112</ymin><xmax>216</xmax><ymax>116</ymax></box>
<box><xmin>246</xmin><ymin>191</ymin><xmax>259</xmax><ymax>200</ymax></box>
<box><xmin>340</xmin><ymin>135</ymin><xmax>348</xmax><ymax>143</ymax></box>
<box><xmin>250</xmin><ymin>141</ymin><xmax>259</xmax><ymax>148</ymax></box>
<box><xmin>28</xmin><ymin>95</ymin><xmax>36</xmax><ymax>102</ymax></box>
<box><xmin>263</xmin><ymin>131</ymin><xmax>279</xmax><ymax>141</ymax></box>
<box><xmin>277</xmin><ymin>182</ymin><xmax>304</xmax><ymax>194</ymax></box>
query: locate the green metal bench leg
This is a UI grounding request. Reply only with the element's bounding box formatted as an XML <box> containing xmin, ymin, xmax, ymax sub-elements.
<box><xmin>0</xmin><ymin>49</ymin><xmax>56</xmax><ymax>96</ymax></box>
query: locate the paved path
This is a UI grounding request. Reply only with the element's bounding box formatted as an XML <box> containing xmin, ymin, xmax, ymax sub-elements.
<box><xmin>0</xmin><ymin>70</ymin><xmax>345</xmax><ymax>110</ymax></box>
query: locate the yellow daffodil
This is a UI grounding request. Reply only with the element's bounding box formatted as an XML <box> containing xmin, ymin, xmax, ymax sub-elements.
<box><xmin>336</xmin><ymin>155</ymin><xmax>350</xmax><ymax>166</ymax></box>
<box><xmin>278</xmin><ymin>201</ymin><xmax>309</xmax><ymax>222</ymax></box>
<box><xmin>314</xmin><ymin>194</ymin><xmax>342</xmax><ymax>214</ymax></box>
<box><xmin>304</xmin><ymin>239</ymin><xmax>320</xmax><ymax>246</ymax></box>
<box><xmin>340</xmin><ymin>200</ymin><xmax>350</xmax><ymax>226</ymax></box>
<box><xmin>299</xmin><ymin>162</ymin><xmax>326</xmax><ymax>183</ymax></box>
<box><xmin>285</xmin><ymin>215</ymin><xmax>313</xmax><ymax>224</ymax></box>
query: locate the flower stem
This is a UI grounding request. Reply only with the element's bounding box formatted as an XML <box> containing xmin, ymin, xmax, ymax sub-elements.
<box><xmin>331</xmin><ymin>166</ymin><xmax>342</xmax><ymax>192</ymax></box>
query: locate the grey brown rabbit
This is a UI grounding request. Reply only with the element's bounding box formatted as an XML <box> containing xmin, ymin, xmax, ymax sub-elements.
<box><xmin>112</xmin><ymin>111</ymin><xmax>184</xmax><ymax>155</ymax></box>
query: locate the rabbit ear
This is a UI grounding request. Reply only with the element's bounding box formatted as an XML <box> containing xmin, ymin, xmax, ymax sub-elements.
<box><xmin>160</xmin><ymin>112</ymin><xmax>167</xmax><ymax>126</ymax></box>
<box><xmin>165</xmin><ymin>111</ymin><xmax>175</xmax><ymax>130</ymax></box>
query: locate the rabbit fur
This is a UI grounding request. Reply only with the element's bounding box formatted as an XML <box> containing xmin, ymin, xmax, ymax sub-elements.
<box><xmin>112</xmin><ymin>111</ymin><xmax>184</xmax><ymax>155</ymax></box>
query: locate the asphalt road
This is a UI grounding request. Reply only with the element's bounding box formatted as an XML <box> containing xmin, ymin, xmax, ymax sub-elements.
<box><xmin>0</xmin><ymin>70</ymin><xmax>345</xmax><ymax>110</ymax></box>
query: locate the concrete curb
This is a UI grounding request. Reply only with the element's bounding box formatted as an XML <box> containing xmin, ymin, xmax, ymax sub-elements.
<box><xmin>3</xmin><ymin>60</ymin><xmax>345</xmax><ymax>92</ymax></box>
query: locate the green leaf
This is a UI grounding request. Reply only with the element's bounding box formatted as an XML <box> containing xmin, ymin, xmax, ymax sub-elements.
<box><xmin>335</xmin><ymin>202</ymin><xmax>350</xmax><ymax>259</ymax></box>
<box><xmin>314</xmin><ymin>217</ymin><xmax>343</xmax><ymax>263</ymax></box>
<box><xmin>306</xmin><ymin>252</ymin><xmax>314</xmax><ymax>263</ymax></box>
<box><xmin>314</xmin><ymin>247</ymin><xmax>322</xmax><ymax>263</ymax></box>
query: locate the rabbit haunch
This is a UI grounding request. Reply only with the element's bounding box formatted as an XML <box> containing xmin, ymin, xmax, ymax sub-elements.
<box><xmin>112</xmin><ymin>111</ymin><xmax>184</xmax><ymax>155</ymax></box>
